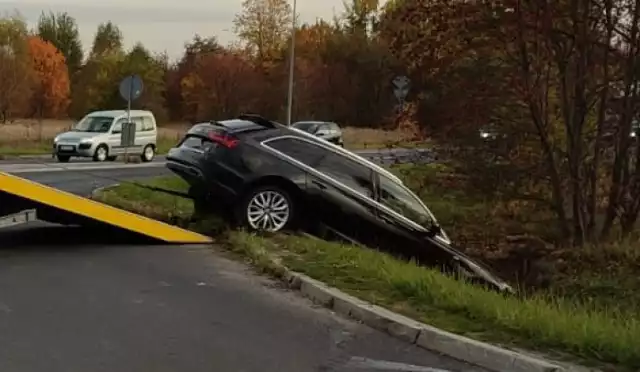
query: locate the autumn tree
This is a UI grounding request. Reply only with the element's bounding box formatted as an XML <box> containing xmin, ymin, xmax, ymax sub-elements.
<box><xmin>90</xmin><ymin>21</ymin><xmax>123</xmax><ymax>57</ymax></box>
<box><xmin>342</xmin><ymin>0</ymin><xmax>380</xmax><ymax>36</ymax></box>
<box><xmin>26</xmin><ymin>36</ymin><xmax>70</xmax><ymax>118</ymax></box>
<box><xmin>312</xmin><ymin>3</ymin><xmax>398</xmax><ymax>128</ymax></box>
<box><xmin>288</xmin><ymin>21</ymin><xmax>334</xmax><ymax>60</ymax></box>
<box><xmin>0</xmin><ymin>14</ymin><xmax>33</xmax><ymax>122</ymax></box>
<box><xmin>165</xmin><ymin>35</ymin><xmax>225</xmax><ymax>121</ymax></box>
<box><xmin>109</xmin><ymin>43</ymin><xmax>168</xmax><ymax>121</ymax></box>
<box><xmin>180</xmin><ymin>51</ymin><xmax>261</xmax><ymax>122</ymax></box>
<box><xmin>378</xmin><ymin>0</ymin><xmax>640</xmax><ymax>245</ymax></box>
<box><xmin>233</xmin><ymin>0</ymin><xmax>292</xmax><ymax>62</ymax></box>
<box><xmin>37</xmin><ymin>12</ymin><xmax>83</xmax><ymax>74</ymax></box>
<box><xmin>68</xmin><ymin>53</ymin><xmax>123</xmax><ymax>118</ymax></box>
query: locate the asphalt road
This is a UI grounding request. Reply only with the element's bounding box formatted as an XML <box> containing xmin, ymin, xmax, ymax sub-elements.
<box><xmin>0</xmin><ymin>155</ymin><xmax>486</xmax><ymax>372</ymax></box>
<box><xmin>0</xmin><ymin>146</ymin><xmax>434</xmax><ymax>167</ymax></box>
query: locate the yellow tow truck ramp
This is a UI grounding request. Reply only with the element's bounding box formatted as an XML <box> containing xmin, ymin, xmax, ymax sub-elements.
<box><xmin>0</xmin><ymin>171</ymin><xmax>212</xmax><ymax>244</ymax></box>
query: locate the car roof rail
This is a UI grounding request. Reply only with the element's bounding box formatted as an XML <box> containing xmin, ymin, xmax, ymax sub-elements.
<box><xmin>237</xmin><ymin>113</ymin><xmax>278</xmax><ymax>128</ymax></box>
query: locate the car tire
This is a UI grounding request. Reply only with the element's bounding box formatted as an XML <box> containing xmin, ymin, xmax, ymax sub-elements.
<box><xmin>107</xmin><ymin>156</ymin><xmax>117</xmax><ymax>161</ymax></box>
<box><xmin>141</xmin><ymin>145</ymin><xmax>155</xmax><ymax>162</ymax></box>
<box><xmin>93</xmin><ymin>145</ymin><xmax>108</xmax><ymax>162</ymax></box>
<box><xmin>56</xmin><ymin>155</ymin><xmax>70</xmax><ymax>163</ymax></box>
<box><xmin>236</xmin><ymin>185</ymin><xmax>295</xmax><ymax>232</ymax></box>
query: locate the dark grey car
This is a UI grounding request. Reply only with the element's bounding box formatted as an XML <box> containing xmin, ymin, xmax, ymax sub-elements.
<box><xmin>291</xmin><ymin>121</ymin><xmax>344</xmax><ymax>147</ymax></box>
<box><xmin>164</xmin><ymin>114</ymin><xmax>513</xmax><ymax>293</ymax></box>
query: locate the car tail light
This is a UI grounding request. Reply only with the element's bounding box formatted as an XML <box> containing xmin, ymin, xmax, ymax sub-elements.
<box><xmin>208</xmin><ymin>132</ymin><xmax>239</xmax><ymax>148</ymax></box>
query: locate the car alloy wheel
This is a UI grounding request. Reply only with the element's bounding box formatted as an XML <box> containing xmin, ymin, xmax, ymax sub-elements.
<box><xmin>245</xmin><ymin>189</ymin><xmax>291</xmax><ymax>232</ymax></box>
<box><xmin>142</xmin><ymin>145</ymin><xmax>155</xmax><ymax>162</ymax></box>
<box><xmin>94</xmin><ymin>145</ymin><xmax>108</xmax><ymax>162</ymax></box>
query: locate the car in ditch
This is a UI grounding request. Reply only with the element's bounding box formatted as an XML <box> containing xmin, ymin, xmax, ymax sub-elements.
<box><xmin>291</xmin><ymin>120</ymin><xmax>344</xmax><ymax>146</ymax></box>
<box><xmin>165</xmin><ymin>114</ymin><xmax>512</xmax><ymax>293</ymax></box>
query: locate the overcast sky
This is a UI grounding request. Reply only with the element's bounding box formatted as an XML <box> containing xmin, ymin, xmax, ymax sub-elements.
<box><xmin>0</xmin><ymin>0</ymin><xmax>360</xmax><ymax>61</ymax></box>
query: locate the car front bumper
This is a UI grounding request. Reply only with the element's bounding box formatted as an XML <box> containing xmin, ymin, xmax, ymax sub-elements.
<box><xmin>52</xmin><ymin>142</ymin><xmax>97</xmax><ymax>157</ymax></box>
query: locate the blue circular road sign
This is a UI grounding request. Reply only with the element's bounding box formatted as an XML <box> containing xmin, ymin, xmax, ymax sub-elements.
<box><xmin>119</xmin><ymin>74</ymin><xmax>144</xmax><ymax>102</ymax></box>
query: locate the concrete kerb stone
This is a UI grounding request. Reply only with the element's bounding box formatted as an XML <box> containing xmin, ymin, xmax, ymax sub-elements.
<box><xmin>416</xmin><ymin>325</ymin><xmax>562</xmax><ymax>372</ymax></box>
<box><xmin>282</xmin><ymin>270</ymin><xmax>567</xmax><ymax>372</ymax></box>
<box><xmin>89</xmin><ymin>184</ymin><xmax>120</xmax><ymax>199</ymax></box>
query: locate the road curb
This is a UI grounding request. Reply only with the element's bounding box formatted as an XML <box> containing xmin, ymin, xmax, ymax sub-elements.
<box><xmin>89</xmin><ymin>184</ymin><xmax>120</xmax><ymax>199</ymax></box>
<box><xmin>279</xmin><ymin>267</ymin><xmax>566</xmax><ymax>372</ymax></box>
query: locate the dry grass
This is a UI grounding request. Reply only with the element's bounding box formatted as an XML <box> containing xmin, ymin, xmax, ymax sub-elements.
<box><xmin>0</xmin><ymin>119</ymin><xmax>188</xmax><ymax>143</ymax></box>
<box><xmin>341</xmin><ymin>126</ymin><xmax>420</xmax><ymax>148</ymax></box>
<box><xmin>0</xmin><ymin>119</ymin><xmax>420</xmax><ymax>154</ymax></box>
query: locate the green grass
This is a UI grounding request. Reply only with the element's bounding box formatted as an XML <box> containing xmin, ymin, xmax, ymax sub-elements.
<box><xmin>95</xmin><ymin>176</ymin><xmax>192</xmax><ymax>221</ymax></box>
<box><xmin>156</xmin><ymin>136</ymin><xmax>177</xmax><ymax>154</ymax></box>
<box><xmin>92</xmin><ymin>175</ymin><xmax>640</xmax><ymax>370</ymax></box>
<box><xmin>0</xmin><ymin>141</ymin><xmax>52</xmax><ymax>158</ymax></box>
<box><xmin>393</xmin><ymin>163</ymin><xmax>640</xmax><ymax>316</ymax></box>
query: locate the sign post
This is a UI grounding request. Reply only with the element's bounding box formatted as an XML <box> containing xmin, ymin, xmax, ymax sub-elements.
<box><xmin>118</xmin><ymin>75</ymin><xmax>143</xmax><ymax>163</ymax></box>
<box><xmin>392</xmin><ymin>75</ymin><xmax>410</xmax><ymax>113</ymax></box>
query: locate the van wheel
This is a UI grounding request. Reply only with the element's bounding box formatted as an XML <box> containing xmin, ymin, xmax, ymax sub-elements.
<box><xmin>141</xmin><ymin>145</ymin><xmax>155</xmax><ymax>162</ymax></box>
<box><xmin>93</xmin><ymin>145</ymin><xmax>108</xmax><ymax>162</ymax></box>
<box><xmin>236</xmin><ymin>185</ymin><xmax>295</xmax><ymax>232</ymax></box>
<box><xmin>56</xmin><ymin>155</ymin><xmax>70</xmax><ymax>163</ymax></box>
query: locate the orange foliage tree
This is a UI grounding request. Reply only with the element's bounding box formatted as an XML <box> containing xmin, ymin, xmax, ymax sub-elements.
<box><xmin>180</xmin><ymin>51</ymin><xmax>262</xmax><ymax>122</ymax></box>
<box><xmin>27</xmin><ymin>35</ymin><xmax>70</xmax><ymax>118</ymax></box>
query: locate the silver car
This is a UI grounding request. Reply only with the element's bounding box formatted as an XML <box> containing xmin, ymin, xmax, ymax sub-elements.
<box><xmin>53</xmin><ymin>110</ymin><xmax>158</xmax><ymax>163</ymax></box>
<box><xmin>291</xmin><ymin>121</ymin><xmax>344</xmax><ymax>147</ymax></box>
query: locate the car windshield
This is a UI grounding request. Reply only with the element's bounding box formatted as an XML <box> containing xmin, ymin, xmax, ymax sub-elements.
<box><xmin>73</xmin><ymin>116</ymin><xmax>114</xmax><ymax>133</ymax></box>
<box><xmin>292</xmin><ymin>122</ymin><xmax>319</xmax><ymax>133</ymax></box>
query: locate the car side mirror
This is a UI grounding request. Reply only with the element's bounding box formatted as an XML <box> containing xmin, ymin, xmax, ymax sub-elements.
<box><xmin>425</xmin><ymin>223</ymin><xmax>442</xmax><ymax>238</ymax></box>
<box><xmin>316</xmin><ymin>130</ymin><xmax>329</xmax><ymax>136</ymax></box>
<box><xmin>112</xmin><ymin>129</ymin><xmax>121</xmax><ymax>134</ymax></box>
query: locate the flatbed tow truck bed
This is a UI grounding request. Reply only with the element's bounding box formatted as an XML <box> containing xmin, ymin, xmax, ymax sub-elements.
<box><xmin>0</xmin><ymin>172</ymin><xmax>211</xmax><ymax>244</ymax></box>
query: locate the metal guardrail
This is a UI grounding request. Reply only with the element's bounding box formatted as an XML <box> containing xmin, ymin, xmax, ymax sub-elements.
<box><xmin>356</xmin><ymin>148</ymin><xmax>436</xmax><ymax>165</ymax></box>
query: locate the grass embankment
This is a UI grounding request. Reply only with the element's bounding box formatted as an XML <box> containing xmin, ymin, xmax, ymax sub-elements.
<box><xmin>394</xmin><ymin>163</ymin><xmax>640</xmax><ymax>315</ymax></box>
<box><xmin>93</xmin><ymin>173</ymin><xmax>640</xmax><ymax>370</ymax></box>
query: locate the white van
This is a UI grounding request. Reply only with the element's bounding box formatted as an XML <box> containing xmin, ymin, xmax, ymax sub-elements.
<box><xmin>52</xmin><ymin>110</ymin><xmax>158</xmax><ymax>163</ymax></box>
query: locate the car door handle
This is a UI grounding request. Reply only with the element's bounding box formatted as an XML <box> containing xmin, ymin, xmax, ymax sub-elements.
<box><xmin>312</xmin><ymin>179</ymin><xmax>327</xmax><ymax>190</ymax></box>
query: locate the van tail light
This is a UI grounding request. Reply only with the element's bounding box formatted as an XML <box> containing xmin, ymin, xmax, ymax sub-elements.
<box><xmin>208</xmin><ymin>132</ymin><xmax>239</xmax><ymax>148</ymax></box>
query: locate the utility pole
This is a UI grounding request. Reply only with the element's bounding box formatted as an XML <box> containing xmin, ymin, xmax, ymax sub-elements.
<box><xmin>286</xmin><ymin>0</ymin><xmax>297</xmax><ymax>126</ymax></box>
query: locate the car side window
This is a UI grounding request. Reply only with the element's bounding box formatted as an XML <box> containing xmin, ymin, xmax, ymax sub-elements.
<box><xmin>132</xmin><ymin>117</ymin><xmax>143</xmax><ymax>132</ymax></box>
<box><xmin>266</xmin><ymin>137</ymin><xmax>373</xmax><ymax>196</ymax></box>
<box><xmin>180</xmin><ymin>136</ymin><xmax>204</xmax><ymax>150</ymax></box>
<box><xmin>377</xmin><ymin>174</ymin><xmax>434</xmax><ymax>228</ymax></box>
<box><xmin>111</xmin><ymin>119</ymin><xmax>125</xmax><ymax>133</ymax></box>
<box><xmin>141</xmin><ymin>117</ymin><xmax>155</xmax><ymax>131</ymax></box>
<box><xmin>315</xmin><ymin>152</ymin><xmax>373</xmax><ymax>196</ymax></box>
<box><xmin>265</xmin><ymin>137</ymin><xmax>325</xmax><ymax>165</ymax></box>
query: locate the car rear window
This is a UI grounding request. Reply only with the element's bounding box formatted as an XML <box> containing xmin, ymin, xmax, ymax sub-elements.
<box><xmin>180</xmin><ymin>136</ymin><xmax>206</xmax><ymax>150</ymax></box>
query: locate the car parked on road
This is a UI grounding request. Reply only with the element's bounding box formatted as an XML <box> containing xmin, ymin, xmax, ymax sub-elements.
<box><xmin>291</xmin><ymin>120</ymin><xmax>344</xmax><ymax>146</ymax></box>
<box><xmin>165</xmin><ymin>114</ymin><xmax>512</xmax><ymax>293</ymax></box>
<box><xmin>52</xmin><ymin>110</ymin><xmax>158</xmax><ymax>163</ymax></box>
